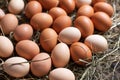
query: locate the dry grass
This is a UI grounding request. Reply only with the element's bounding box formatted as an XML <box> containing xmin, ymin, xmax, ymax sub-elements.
<box><xmin>0</xmin><ymin>0</ymin><xmax>120</xmax><ymax>80</ymax></box>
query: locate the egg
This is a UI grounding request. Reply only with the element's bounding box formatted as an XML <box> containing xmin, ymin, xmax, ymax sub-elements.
<box><xmin>51</xmin><ymin>43</ymin><xmax>70</xmax><ymax>67</ymax></box>
<box><xmin>77</xmin><ymin>5</ymin><xmax>94</xmax><ymax>18</ymax></box>
<box><xmin>31</xmin><ymin>52</ymin><xmax>51</xmax><ymax>77</ymax></box>
<box><xmin>70</xmin><ymin>42</ymin><xmax>92</xmax><ymax>66</ymax></box>
<box><xmin>16</xmin><ymin>40</ymin><xmax>40</xmax><ymax>60</ymax></box>
<box><xmin>0</xmin><ymin>9</ymin><xmax>5</xmax><ymax>20</ymax></box>
<box><xmin>52</xmin><ymin>15</ymin><xmax>72</xmax><ymax>33</ymax></box>
<box><xmin>74</xmin><ymin>16</ymin><xmax>94</xmax><ymax>38</ymax></box>
<box><xmin>40</xmin><ymin>28</ymin><xmax>58</xmax><ymax>52</ymax></box>
<box><xmin>75</xmin><ymin>0</ymin><xmax>92</xmax><ymax>8</ymax></box>
<box><xmin>49</xmin><ymin>68</ymin><xmax>75</xmax><ymax>80</ymax></box>
<box><xmin>3</xmin><ymin>57</ymin><xmax>30</xmax><ymax>78</ymax></box>
<box><xmin>30</xmin><ymin>13</ymin><xmax>53</xmax><ymax>31</ymax></box>
<box><xmin>13</xmin><ymin>24</ymin><xmax>33</xmax><ymax>41</ymax></box>
<box><xmin>92</xmin><ymin>0</ymin><xmax>106</xmax><ymax>5</ymax></box>
<box><xmin>0</xmin><ymin>36</ymin><xmax>14</xmax><ymax>58</ymax></box>
<box><xmin>59</xmin><ymin>0</ymin><xmax>75</xmax><ymax>13</ymax></box>
<box><xmin>58</xmin><ymin>27</ymin><xmax>81</xmax><ymax>44</ymax></box>
<box><xmin>94</xmin><ymin>2</ymin><xmax>114</xmax><ymax>17</ymax></box>
<box><xmin>8</xmin><ymin>0</ymin><xmax>24</xmax><ymax>14</ymax></box>
<box><xmin>0</xmin><ymin>14</ymin><xmax>18</xmax><ymax>34</ymax></box>
<box><xmin>25</xmin><ymin>1</ymin><xmax>42</xmax><ymax>18</ymax></box>
<box><xmin>48</xmin><ymin>7</ymin><xmax>67</xmax><ymax>20</ymax></box>
<box><xmin>84</xmin><ymin>34</ymin><xmax>108</xmax><ymax>52</ymax></box>
<box><xmin>38</xmin><ymin>0</ymin><xmax>59</xmax><ymax>10</ymax></box>
<box><xmin>91</xmin><ymin>12</ymin><xmax>112</xmax><ymax>32</ymax></box>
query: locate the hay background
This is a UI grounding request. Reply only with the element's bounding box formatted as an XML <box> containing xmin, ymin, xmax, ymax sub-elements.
<box><xmin>0</xmin><ymin>0</ymin><xmax>120</xmax><ymax>80</ymax></box>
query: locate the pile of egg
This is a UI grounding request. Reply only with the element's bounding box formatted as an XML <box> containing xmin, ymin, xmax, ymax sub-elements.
<box><xmin>0</xmin><ymin>0</ymin><xmax>113</xmax><ymax>79</ymax></box>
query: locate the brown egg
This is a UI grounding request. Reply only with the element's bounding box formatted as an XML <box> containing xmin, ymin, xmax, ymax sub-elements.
<box><xmin>70</xmin><ymin>42</ymin><xmax>92</xmax><ymax>66</ymax></box>
<box><xmin>16</xmin><ymin>40</ymin><xmax>40</xmax><ymax>60</ymax></box>
<box><xmin>3</xmin><ymin>57</ymin><xmax>30</xmax><ymax>78</ymax></box>
<box><xmin>84</xmin><ymin>34</ymin><xmax>108</xmax><ymax>52</ymax></box>
<box><xmin>58</xmin><ymin>27</ymin><xmax>81</xmax><ymax>44</ymax></box>
<box><xmin>92</xmin><ymin>0</ymin><xmax>106</xmax><ymax>5</ymax></box>
<box><xmin>0</xmin><ymin>14</ymin><xmax>18</xmax><ymax>34</ymax></box>
<box><xmin>0</xmin><ymin>9</ymin><xmax>5</xmax><ymax>20</ymax></box>
<box><xmin>52</xmin><ymin>15</ymin><xmax>72</xmax><ymax>33</ymax></box>
<box><xmin>59</xmin><ymin>0</ymin><xmax>75</xmax><ymax>13</ymax></box>
<box><xmin>48</xmin><ymin>7</ymin><xmax>67</xmax><ymax>20</ymax></box>
<box><xmin>91</xmin><ymin>12</ymin><xmax>112</xmax><ymax>32</ymax></box>
<box><xmin>31</xmin><ymin>52</ymin><xmax>51</xmax><ymax>77</ymax></box>
<box><xmin>25</xmin><ymin>1</ymin><xmax>42</xmax><ymax>18</ymax></box>
<box><xmin>49</xmin><ymin>68</ymin><xmax>75</xmax><ymax>80</ymax></box>
<box><xmin>74</xmin><ymin>16</ymin><xmax>94</xmax><ymax>38</ymax></box>
<box><xmin>94</xmin><ymin>2</ymin><xmax>114</xmax><ymax>17</ymax></box>
<box><xmin>51</xmin><ymin>43</ymin><xmax>70</xmax><ymax>67</ymax></box>
<box><xmin>40</xmin><ymin>28</ymin><xmax>58</xmax><ymax>52</ymax></box>
<box><xmin>77</xmin><ymin>5</ymin><xmax>94</xmax><ymax>18</ymax></box>
<box><xmin>0</xmin><ymin>36</ymin><xmax>14</xmax><ymax>58</ymax></box>
<box><xmin>38</xmin><ymin>0</ymin><xmax>59</xmax><ymax>10</ymax></box>
<box><xmin>13</xmin><ymin>24</ymin><xmax>33</xmax><ymax>41</ymax></box>
<box><xmin>75</xmin><ymin>0</ymin><xmax>92</xmax><ymax>8</ymax></box>
<box><xmin>30</xmin><ymin>13</ymin><xmax>53</xmax><ymax>31</ymax></box>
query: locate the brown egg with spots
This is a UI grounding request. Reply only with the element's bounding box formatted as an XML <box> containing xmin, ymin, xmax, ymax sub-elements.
<box><xmin>94</xmin><ymin>2</ymin><xmax>114</xmax><ymax>17</ymax></box>
<box><xmin>25</xmin><ymin>1</ymin><xmax>42</xmax><ymax>18</ymax></box>
<box><xmin>70</xmin><ymin>42</ymin><xmax>92</xmax><ymax>66</ymax></box>
<box><xmin>74</xmin><ymin>16</ymin><xmax>94</xmax><ymax>38</ymax></box>
<box><xmin>40</xmin><ymin>28</ymin><xmax>58</xmax><ymax>52</ymax></box>
<box><xmin>48</xmin><ymin>7</ymin><xmax>67</xmax><ymax>20</ymax></box>
<box><xmin>0</xmin><ymin>14</ymin><xmax>18</xmax><ymax>34</ymax></box>
<box><xmin>13</xmin><ymin>24</ymin><xmax>33</xmax><ymax>41</ymax></box>
<box><xmin>16</xmin><ymin>40</ymin><xmax>40</xmax><ymax>60</ymax></box>
<box><xmin>59</xmin><ymin>0</ymin><xmax>75</xmax><ymax>14</ymax></box>
<box><xmin>91</xmin><ymin>12</ymin><xmax>112</xmax><ymax>32</ymax></box>
<box><xmin>52</xmin><ymin>15</ymin><xmax>72</xmax><ymax>33</ymax></box>
<box><xmin>38</xmin><ymin>0</ymin><xmax>59</xmax><ymax>10</ymax></box>
<box><xmin>77</xmin><ymin>5</ymin><xmax>94</xmax><ymax>18</ymax></box>
<box><xmin>30</xmin><ymin>13</ymin><xmax>53</xmax><ymax>31</ymax></box>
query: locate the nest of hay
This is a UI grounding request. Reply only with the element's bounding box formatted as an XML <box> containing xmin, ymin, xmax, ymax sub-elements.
<box><xmin>0</xmin><ymin>0</ymin><xmax>120</xmax><ymax>80</ymax></box>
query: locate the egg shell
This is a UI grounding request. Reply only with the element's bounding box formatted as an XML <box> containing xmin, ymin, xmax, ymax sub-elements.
<box><xmin>92</xmin><ymin>0</ymin><xmax>106</xmax><ymax>5</ymax></box>
<box><xmin>51</xmin><ymin>43</ymin><xmax>70</xmax><ymax>67</ymax></box>
<box><xmin>75</xmin><ymin>0</ymin><xmax>92</xmax><ymax>8</ymax></box>
<box><xmin>16</xmin><ymin>40</ymin><xmax>40</xmax><ymax>60</ymax></box>
<box><xmin>58</xmin><ymin>27</ymin><xmax>81</xmax><ymax>44</ymax></box>
<box><xmin>31</xmin><ymin>52</ymin><xmax>51</xmax><ymax>77</ymax></box>
<box><xmin>70</xmin><ymin>42</ymin><xmax>92</xmax><ymax>66</ymax></box>
<box><xmin>48</xmin><ymin>7</ymin><xmax>67</xmax><ymax>20</ymax></box>
<box><xmin>0</xmin><ymin>36</ymin><xmax>14</xmax><ymax>58</ymax></box>
<box><xmin>0</xmin><ymin>9</ymin><xmax>5</xmax><ymax>20</ymax></box>
<box><xmin>38</xmin><ymin>0</ymin><xmax>59</xmax><ymax>10</ymax></box>
<box><xmin>91</xmin><ymin>12</ymin><xmax>112</xmax><ymax>32</ymax></box>
<box><xmin>40</xmin><ymin>28</ymin><xmax>58</xmax><ymax>52</ymax></box>
<box><xmin>74</xmin><ymin>16</ymin><xmax>94</xmax><ymax>38</ymax></box>
<box><xmin>77</xmin><ymin>5</ymin><xmax>94</xmax><ymax>18</ymax></box>
<box><xmin>8</xmin><ymin>0</ymin><xmax>24</xmax><ymax>14</ymax></box>
<box><xmin>3</xmin><ymin>57</ymin><xmax>30</xmax><ymax>78</ymax></box>
<box><xmin>30</xmin><ymin>13</ymin><xmax>53</xmax><ymax>31</ymax></box>
<box><xmin>59</xmin><ymin>0</ymin><xmax>75</xmax><ymax>13</ymax></box>
<box><xmin>13</xmin><ymin>24</ymin><xmax>33</xmax><ymax>41</ymax></box>
<box><xmin>94</xmin><ymin>2</ymin><xmax>114</xmax><ymax>17</ymax></box>
<box><xmin>49</xmin><ymin>68</ymin><xmax>75</xmax><ymax>80</ymax></box>
<box><xmin>25</xmin><ymin>1</ymin><xmax>42</xmax><ymax>18</ymax></box>
<box><xmin>52</xmin><ymin>15</ymin><xmax>72</xmax><ymax>33</ymax></box>
<box><xmin>84</xmin><ymin>34</ymin><xmax>108</xmax><ymax>52</ymax></box>
<box><xmin>0</xmin><ymin>14</ymin><xmax>18</xmax><ymax>34</ymax></box>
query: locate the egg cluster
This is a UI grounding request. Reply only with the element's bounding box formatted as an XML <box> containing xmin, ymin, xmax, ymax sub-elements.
<box><xmin>0</xmin><ymin>0</ymin><xmax>113</xmax><ymax>79</ymax></box>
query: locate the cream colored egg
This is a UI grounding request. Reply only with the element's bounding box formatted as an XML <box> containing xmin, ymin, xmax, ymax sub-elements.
<box><xmin>3</xmin><ymin>57</ymin><xmax>30</xmax><ymax>78</ymax></box>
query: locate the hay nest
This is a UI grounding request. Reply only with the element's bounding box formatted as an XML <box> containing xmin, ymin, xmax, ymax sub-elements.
<box><xmin>0</xmin><ymin>0</ymin><xmax>120</xmax><ymax>80</ymax></box>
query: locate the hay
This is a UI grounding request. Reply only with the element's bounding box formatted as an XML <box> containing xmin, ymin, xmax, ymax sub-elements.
<box><xmin>0</xmin><ymin>0</ymin><xmax>120</xmax><ymax>80</ymax></box>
